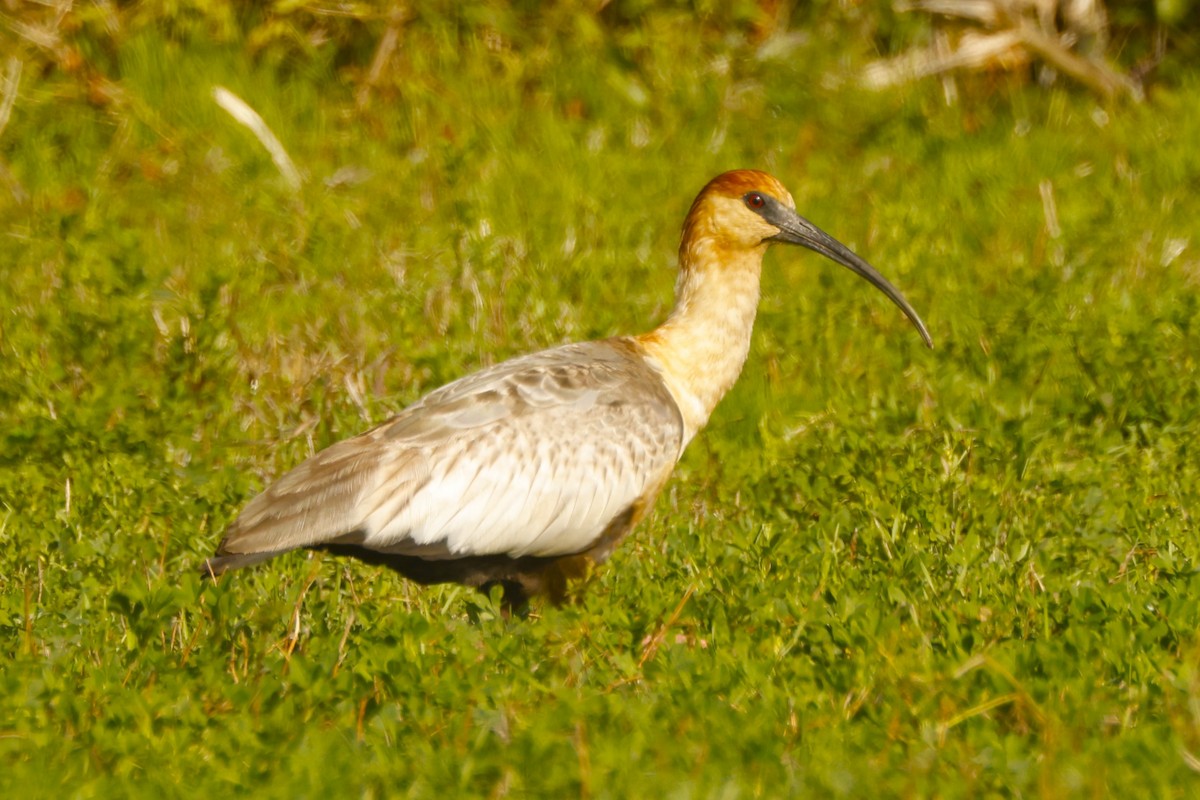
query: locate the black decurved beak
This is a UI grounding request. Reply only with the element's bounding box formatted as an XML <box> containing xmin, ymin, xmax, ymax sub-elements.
<box><xmin>762</xmin><ymin>199</ymin><xmax>933</xmax><ymax>348</ymax></box>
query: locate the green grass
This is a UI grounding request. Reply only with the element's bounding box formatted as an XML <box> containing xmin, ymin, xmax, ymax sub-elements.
<box><xmin>3</xmin><ymin>7</ymin><xmax>1200</xmax><ymax>797</ymax></box>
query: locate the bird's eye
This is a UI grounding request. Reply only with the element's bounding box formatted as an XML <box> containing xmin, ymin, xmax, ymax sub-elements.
<box><xmin>745</xmin><ymin>192</ymin><xmax>766</xmax><ymax>210</ymax></box>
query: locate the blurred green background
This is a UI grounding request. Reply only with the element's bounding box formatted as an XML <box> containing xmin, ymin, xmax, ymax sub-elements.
<box><xmin>2</xmin><ymin>1</ymin><xmax>1199</xmax><ymax>797</ymax></box>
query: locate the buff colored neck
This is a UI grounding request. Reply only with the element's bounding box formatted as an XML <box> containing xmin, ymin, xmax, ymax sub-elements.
<box><xmin>636</xmin><ymin>239</ymin><xmax>766</xmax><ymax>446</ymax></box>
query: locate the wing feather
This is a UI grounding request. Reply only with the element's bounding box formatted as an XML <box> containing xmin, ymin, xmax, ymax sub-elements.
<box><xmin>213</xmin><ymin>338</ymin><xmax>684</xmax><ymax>566</ymax></box>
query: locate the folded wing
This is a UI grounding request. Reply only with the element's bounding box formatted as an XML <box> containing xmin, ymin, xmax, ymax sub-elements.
<box><xmin>205</xmin><ymin>338</ymin><xmax>684</xmax><ymax>574</ymax></box>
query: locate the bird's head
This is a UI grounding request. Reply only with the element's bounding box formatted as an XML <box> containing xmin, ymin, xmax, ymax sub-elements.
<box><xmin>682</xmin><ymin>169</ymin><xmax>933</xmax><ymax>348</ymax></box>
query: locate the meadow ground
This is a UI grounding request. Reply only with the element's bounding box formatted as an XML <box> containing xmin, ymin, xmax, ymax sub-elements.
<box><xmin>2</xmin><ymin>5</ymin><xmax>1199</xmax><ymax>797</ymax></box>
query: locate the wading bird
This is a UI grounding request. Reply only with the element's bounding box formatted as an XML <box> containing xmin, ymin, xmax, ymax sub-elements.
<box><xmin>202</xmin><ymin>170</ymin><xmax>931</xmax><ymax>606</ymax></box>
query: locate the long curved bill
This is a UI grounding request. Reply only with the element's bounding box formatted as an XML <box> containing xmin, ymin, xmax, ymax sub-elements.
<box><xmin>765</xmin><ymin>203</ymin><xmax>933</xmax><ymax>348</ymax></box>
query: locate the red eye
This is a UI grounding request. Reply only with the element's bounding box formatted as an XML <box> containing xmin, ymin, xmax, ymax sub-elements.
<box><xmin>745</xmin><ymin>192</ymin><xmax>766</xmax><ymax>209</ymax></box>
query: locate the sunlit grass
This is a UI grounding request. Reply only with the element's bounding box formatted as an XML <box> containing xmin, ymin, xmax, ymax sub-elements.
<box><xmin>2</xmin><ymin>8</ymin><xmax>1199</xmax><ymax>797</ymax></box>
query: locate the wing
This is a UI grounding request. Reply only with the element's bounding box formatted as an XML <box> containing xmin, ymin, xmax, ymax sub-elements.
<box><xmin>208</xmin><ymin>338</ymin><xmax>684</xmax><ymax>571</ymax></box>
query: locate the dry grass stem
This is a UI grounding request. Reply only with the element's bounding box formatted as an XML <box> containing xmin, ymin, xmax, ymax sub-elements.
<box><xmin>212</xmin><ymin>85</ymin><xmax>303</xmax><ymax>191</ymax></box>
<box><xmin>0</xmin><ymin>57</ymin><xmax>21</xmax><ymax>141</ymax></box>
<box><xmin>865</xmin><ymin>0</ymin><xmax>1142</xmax><ymax>101</ymax></box>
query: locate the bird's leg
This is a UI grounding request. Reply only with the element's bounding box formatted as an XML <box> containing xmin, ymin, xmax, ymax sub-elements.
<box><xmin>548</xmin><ymin>556</ymin><xmax>599</xmax><ymax>607</ymax></box>
<box><xmin>476</xmin><ymin>580</ymin><xmax>530</xmax><ymax>618</ymax></box>
<box><xmin>499</xmin><ymin>580</ymin><xmax>531</xmax><ymax>615</ymax></box>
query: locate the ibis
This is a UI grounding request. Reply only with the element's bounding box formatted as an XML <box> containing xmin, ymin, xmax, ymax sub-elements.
<box><xmin>202</xmin><ymin>170</ymin><xmax>931</xmax><ymax>606</ymax></box>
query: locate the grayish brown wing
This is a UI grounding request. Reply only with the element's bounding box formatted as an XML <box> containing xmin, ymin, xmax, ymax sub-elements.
<box><xmin>207</xmin><ymin>338</ymin><xmax>684</xmax><ymax>572</ymax></box>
